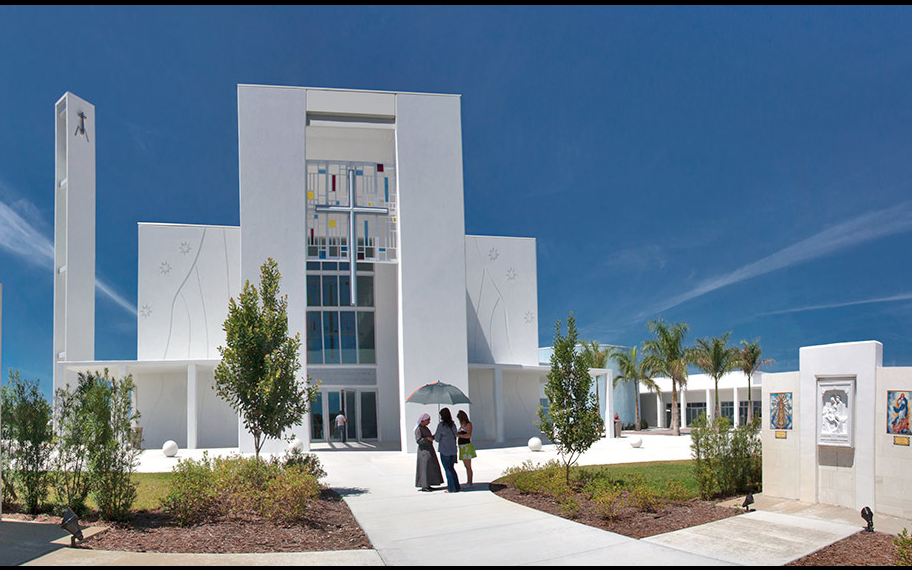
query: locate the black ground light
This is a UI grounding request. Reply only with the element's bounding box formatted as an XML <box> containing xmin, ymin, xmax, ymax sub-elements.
<box><xmin>742</xmin><ymin>492</ymin><xmax>754</xmax><ymax>512</ymax></box>
<box><xmin>60</xmin><ymin>508</ymin><xmax>84</xmax><ymax>547</ymax></box>
<box><xmin>861</xmin><ymin>506</ymin><xmax>874</xmax><ymax>532</ymax></box>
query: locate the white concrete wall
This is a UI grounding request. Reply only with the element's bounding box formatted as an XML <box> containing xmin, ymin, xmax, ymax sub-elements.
<box><xmin>761</xmin><ymin>371</ymin><xmax>801</xmax><ymax>500</ymax></box>
<box><xmin>875</xmin><ymin>366</ymin><xmax>912</xmax><ymax>518</ymax></box>
<box><xmin>137</xmin><ymin>224</ymin><xmax>240</xmax><ymax>360</ymax></box>
<box><xmin>374</xmin><ymin>262</ymin><xmax>400</xmax><ymax>445</ymax></box>
<box><xmin>465</xmin><ymin>236</ymin><xmax>538</xmax><ymax>366</ymax></box>
<box><xmin>195</xmin><ymin>367</ymin><xmax>239</xmax><ymax>448</ymax></box>
<box><xmin>54</xmin><ymin>92</ymin><xmax>95</xmax><ymax>395</ymax></box>
<box><xmin>133</xmin><ymin>371</ymin><xmax>189</xmax><ymax>449</ymax></box>
<box><xmin>468</xmin><ymin>369</ymin><xmax>495</xmax><ymax>442</ymax></box>
<box><xmin>798</xmin><ymin>341</ymin><xmax>881</xmax><ymax>511</ymax></box>
<box><xmin>503</xmin><ymin>370</ymin><xmax>544</xmax><ymax>440</ymax></box>
<box><xmin>237</xmin><ymin>85</ymin><xmax>309</xmax><ymax>453</ymax></box>
<box><xmin>396</xmin><ymin>92</ymin><xmax>470</xmax><ymax>453</ymax></box>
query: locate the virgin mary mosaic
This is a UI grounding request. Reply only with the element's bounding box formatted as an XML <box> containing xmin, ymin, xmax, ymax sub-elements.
<box><xmin>770</xmin><ymin>392</ymin><xmax>792</xmax><ymax>430</ymax></box>
<box><xmin>887</xmin><ymin>391</ymin><xmax>911</xmax><ymax>435</ymax></box>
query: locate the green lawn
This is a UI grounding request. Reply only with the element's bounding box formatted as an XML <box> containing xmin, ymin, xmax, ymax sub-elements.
<box><xmin>574</xmin><ymin>460</ymin><xmax>700</xmax><ymax>499</ymax></box>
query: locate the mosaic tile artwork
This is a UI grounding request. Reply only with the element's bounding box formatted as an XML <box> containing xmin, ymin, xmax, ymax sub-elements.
<box><xmin>887</xmin><ymin>391</ymin><xmax>911</xmax><ymax>435</ymax></box>
<box><xmin>770</xmin><ymin>392</ymin><xmax>792</xmax><ymax>430</ymax></box>
<box><xmin>306</xmin><ymin>160</ymin><xmax>398</xmax><ymax>262</ymax></box>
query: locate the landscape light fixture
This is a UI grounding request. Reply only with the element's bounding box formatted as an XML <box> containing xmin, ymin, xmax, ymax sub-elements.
<box><xmin>60</xmin><ymin>507</ymin><xmax>84</xmax><ymax>547</ymax></box>
<box><xmin>742</xmin><ymin>492</ymin><xmax>754</xmax><ymax>512</ymax></box>
<box><xmin>861</xmin><ymin>506</ymin><xmax>874</xmax><ymax>533</ymax></box>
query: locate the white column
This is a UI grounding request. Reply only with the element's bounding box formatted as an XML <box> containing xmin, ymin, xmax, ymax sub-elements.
<box><xmin>656</xmin><ymin>392</ymin><xmax>663</xmax><ymax>429</ymax></box>
<box><xmin>604</xmin><ymin>373</ymin><xmax>615</xmax><ymax>438</ymax></box>
<box><xmin>187</xmin><ymin>363</ymin><xmax>198</xmax><ymax>450</ymax></box>
<box><xmin>706</xmin><ymin>387</ymin><xmax>713</xmax><ymax>420</ymax></box>
<box><xmin>680</xmin><ymin>388</ymin><xmax>687</xmax><ymax>429</ymax></box>
<box><xmin>733</xmin><ymin>386</ymin><xmax>740</xmax><ymax>428</ymax></box>
<box><xmin>494</xmin><ymin>367</ymin><xmax>504</xmax><ymax>443</ymax></box>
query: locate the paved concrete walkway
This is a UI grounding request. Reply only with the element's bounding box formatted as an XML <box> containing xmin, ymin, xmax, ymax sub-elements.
<box><xmin>9</xmin><ymin>433</ymin><xmax>904</xmax><ymax>565</ymax></box>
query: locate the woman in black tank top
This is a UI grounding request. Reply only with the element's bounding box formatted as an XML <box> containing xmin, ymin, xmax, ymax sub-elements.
<box><xmin>456</xmin><ymin>410</ymin><xmax>477</xmax><ymax>485</ymax></box>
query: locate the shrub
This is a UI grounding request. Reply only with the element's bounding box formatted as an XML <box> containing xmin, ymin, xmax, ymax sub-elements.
<box><xmin>261</xmin><ymin>465</ymin><xmax>321</xmax><ymax>522</ymax></box>
<box><xmin>895</xmin><ymin>528</ymin><xmax>912</xmax><ymax>566</ymax></box>
<box><xmin>664</xmin><ymin>480</ymin><xmax>690</xmax><ymax>503</ymax></box>
<box><xmin>52</xmin><ymin>382</ymin><xmax>93</xmax><ymax>516</ymax></box>
<box><xmin>81</xmin><ymin>370</ymin><xmax>141</xmax><ymax>521</ymax></box>
<box><xmin>161</xmin><ymin>454</ymin><xmax>217</xmax><ymax>526</ymax></box>
<box><xmin>627</xmin><ymin>484</ymin><xmax>663</xmax><ymax>513</ymax></box>
<box><xmin>2</xmin><ymin>371</ymin><xmax>53</xmax><ymax>514</ymax></box>
<box><xmin>690</xmin><ymin>413</ymin><xmax>761</xmax><ymax>499</ymax></box>
<box><xmin>274</xmin><ymin>448</ymin><xmax>326</xmax><ymax>481</ymax></box>
<box><xmin>592</xmin><ymin>486</ymin><xmax>624</xmax><ymax>520</ymax></box>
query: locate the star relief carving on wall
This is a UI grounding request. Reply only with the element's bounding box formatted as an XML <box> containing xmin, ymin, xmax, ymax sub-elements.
<box><xmin>179</xmin><ymin>241</ymin><xmax>192</xmax><ymax>255</ymax></box>
<box><xmin>506</xmin><ymin>267</ymin><xmax>517</xmax><ymax>283</ymax></box>
<box><xmin>488</xmin><ymin>247</ymin><xmax>499</xmax><ymax>261</ymax></box>
<box><xmin>524</xmin><ymin>311</ymin><xmax>535</xmax><ymax>325</ymax></box>
<box><xmin>140</xmin><ymin>304</ymin><xmax>152</xmax><ymax>318</ymax></box>
<box><xmin>159</xmin><ymin>261</ymin><xmax>172</xmax><ymax>275</ymax></box>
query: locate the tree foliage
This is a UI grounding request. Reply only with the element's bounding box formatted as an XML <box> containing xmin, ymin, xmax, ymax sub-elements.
<box><xmin>736</xmin><ymin>339</ymin><xmax>774</xmax><ymax>422</ymax></box>
<box><xmin>215</xmin><ymin>258</ymin><xmax>320</xmax><ymax>459</ymax></box>
<box><xmin>643</xmin><ymin>319</ymin><xmax>690</xmax><ymax>436</ymax></box>
<box><xmin>609</xmin><ymin>345</ymin><xmax>660</xmax><ymax>432</ymax></box>
<box><xmin>691</xmin><ymin>332</ymin><xmax>739</xmax><ymax>419</ymax></box>
<box><xmin>538</xmin><ymin>313</ymin><xmax>602</xmax><ymax>485</ymax></box>
<box><xmin>1</xmin><ymin>370</ymin><xmax>53</xmax><ymax>513</ymax></box>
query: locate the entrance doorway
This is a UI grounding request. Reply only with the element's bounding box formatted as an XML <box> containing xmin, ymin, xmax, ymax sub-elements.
<box><xmin>311</xmin><ymin>388</ymin><xmax>379</xmax><ymax>442</ymax></box>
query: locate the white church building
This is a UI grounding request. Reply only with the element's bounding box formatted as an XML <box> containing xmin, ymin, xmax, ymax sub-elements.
<box><xmin>52</xmin><ymin>86</ymin><xmax>618</xmax><ymax>454</ymax></box>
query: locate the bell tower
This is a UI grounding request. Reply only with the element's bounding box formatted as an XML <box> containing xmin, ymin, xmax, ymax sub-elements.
<box><xmin>53</xmin><ymin>92</ymin><xmax>96</xmax><ymax>394</ymax></box>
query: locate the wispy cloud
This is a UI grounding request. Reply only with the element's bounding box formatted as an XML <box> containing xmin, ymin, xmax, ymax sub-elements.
<box><xmin>638</xmin><ymin>201</ymin><xmax>912</xmax><ymax>319</ymax></box>
<box><xmin>0</xmin><ymin>188</ymin><xmax>136</xmax><ymax>316</ymax></box>
<box><xmin>757</xmin><ymin>292</ymin><xmax>912</xmax><ymax>317</ymax></box>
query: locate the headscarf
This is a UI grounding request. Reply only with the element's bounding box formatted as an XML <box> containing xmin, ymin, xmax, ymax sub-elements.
<box><xmin>416</xmin><ymin>413</ymin><xmax>431</xmax><ymax>428</ymax></box>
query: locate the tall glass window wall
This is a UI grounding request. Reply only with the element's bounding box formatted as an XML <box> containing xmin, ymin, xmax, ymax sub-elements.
<box><xmin>306</xmin><ymin>262</ymin><xmax>376</xmax><ymax>365</ymax></box>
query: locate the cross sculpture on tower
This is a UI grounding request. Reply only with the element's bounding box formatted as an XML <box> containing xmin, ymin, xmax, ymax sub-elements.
<box><xmin>314</xmin><ymin>169</ymin><xmax>389</xmax><ymax>306</ymax></box>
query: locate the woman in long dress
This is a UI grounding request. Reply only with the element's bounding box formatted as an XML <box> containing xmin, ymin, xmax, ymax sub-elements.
<box><xmin>415</xmin><ymin>413</ymin><xmax>443</xmax><ymax>491</ymax></box>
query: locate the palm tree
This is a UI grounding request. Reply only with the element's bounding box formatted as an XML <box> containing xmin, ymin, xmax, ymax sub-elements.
<box><xmin>580</xmin><ymin>340</ymin><xmax>609</xmax><ymax>422</ymax></box>
<box><xmin>736</xmin><ymin>339</ymin><xmax>775</xmax><ymax>423</ymax></box>
<box><xmin>691</xmin><ymin>332</ymin><xmax>739</xmax><ymax>420</ymax></box>
<box><xmin>643</xmin><ymin>319</ymin><xmax>690</xmax><ymax>436</ymax></box>
<box><xmin>609</xmin><ymin>345</ymin><xmax>661</xmax><ymax>431</ymax></box>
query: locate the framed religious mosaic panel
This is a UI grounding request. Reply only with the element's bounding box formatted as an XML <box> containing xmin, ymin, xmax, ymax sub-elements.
<box><xmin>770</xmin><ymin>392</ymin><xmax>793</xmax><ymax>430</ymax></box>
<box><xmin>887</xmin><ymin>391</ymin><xmax>911</xmax><ymax>435</ymax></box>
<box><xmin>817</xmin><ymin>378</ymin><xmax>854</xmax><ymax>447</ymax></box>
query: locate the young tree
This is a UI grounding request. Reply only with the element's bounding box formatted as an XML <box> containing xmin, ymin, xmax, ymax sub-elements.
<box><xmin>81</xmin><ymin>369</ymin><xmax>142</xmax><ymax>521</ymax></box>
<box><xmin>2</xmin><ymin>370</ymin><xmax>53</xmax><ymax>513</ymax></box>
<box><xmin>215</xmin><ymin>258</ymin><xmax>320</xmax><ymax>459</ymax></box>
<box><xmin>609</xmin><ymin>345</ymin><xmax>661</xmax><ymax>432</ymax></box>
<box><xmin>736</xmin><ymin>339</ymin><xmax>774</xmax><ymax>423</ymax></box>
<box><xmin>643</xmin><ymin>319</ymin><xmax>690</xmax><ymax>436</ymax></box>
<box><xmin>537</xmin><ymin>313</ymin><xmax>602</xmax><ymax>485</ymax></box>
<box><xmin>692</xmin><ymin>332</ymin><xmax>739</xmax><ymax>420</ymax></box>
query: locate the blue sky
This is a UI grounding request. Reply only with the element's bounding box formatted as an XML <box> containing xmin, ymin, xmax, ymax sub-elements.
<box><xmin>2</xmin><ymin>6</ymin><xmax>912</xmax><ymax>401</ymax></box>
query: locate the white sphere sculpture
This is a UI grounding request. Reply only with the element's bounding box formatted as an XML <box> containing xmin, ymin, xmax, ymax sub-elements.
<box><xmin>162</xmin><ymin>440</ymin><xmax>179</xmax><ymax>457</ymax></box>
<box><xmin>289</xmin><ymin>438</ymin><xmax>305</xmax><ymax>453</ymax></box>
<box><xmin>528</xmin><ymin>437</ymin><xmax>543</xmax><ymax>452</ymax></box>
<box><xmin>629</xmin><ymin>436</ymin><xmax>643</xmax><ymax>449</ymax></box>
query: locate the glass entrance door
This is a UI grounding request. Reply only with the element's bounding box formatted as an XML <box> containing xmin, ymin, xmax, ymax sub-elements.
<box><xmin>313</xmin><ymin>388</ymin><xmax>379</xmax><ymax>442</ymax></box>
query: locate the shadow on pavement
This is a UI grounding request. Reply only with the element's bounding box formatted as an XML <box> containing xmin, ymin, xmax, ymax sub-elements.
<box><xmin>0</xmin><ymin>519</ymin><xmax>70</xmax><ymax>566</ymax></box>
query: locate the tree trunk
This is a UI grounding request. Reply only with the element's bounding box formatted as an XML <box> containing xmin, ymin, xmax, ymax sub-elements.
<box><xmin>634</xmin><ymin>380</ymin><xmax>641</xmax><ymax>431</ymax></box>
<box><xmin>746</xmin><ymin>373</ymin><xmax>753</xmax><ymax>423</ymax></box>
<box><xmin>671</xmin><ymin>382</ymin><xmax>680</xmax><ymax>436</ymax></box>
<box><xmin>714</xmin><ymin>378</ymin><xmax>721</xmax><ymax>420</ymax></box>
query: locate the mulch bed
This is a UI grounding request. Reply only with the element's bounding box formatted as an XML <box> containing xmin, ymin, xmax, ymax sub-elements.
<box><xmin>489</xmin><ymin>482</ymin><xmax>743</xmax><ymax>539</ymax></box>
<box><xmin>3</xmin><ymin>489</ymin><xmax>372</xmax><ymax>554</ymax></box>
<box><xmin>786</xmin><ymin>531</ymin><xmax>897</xmax><ymax>566</ymax></box>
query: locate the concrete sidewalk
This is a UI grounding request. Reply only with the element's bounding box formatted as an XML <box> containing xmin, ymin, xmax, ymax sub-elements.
<box><xmin>10</xmin><ymin>433</ymin><xmax>904</xmax><ymax>566</ymax></box>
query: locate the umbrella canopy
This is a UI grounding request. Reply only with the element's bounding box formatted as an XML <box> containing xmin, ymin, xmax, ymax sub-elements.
<box><xmin>406</xmin><ymin>381</ymin><xmax>471</xmax><ymax>406</ymax></box>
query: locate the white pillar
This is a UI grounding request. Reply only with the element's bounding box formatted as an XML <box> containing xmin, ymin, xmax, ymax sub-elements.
<box><xmin>494</xmin><ymin>367</ymin><xmax>504</xmax><ymax>443</ymax></box>
<box><xmin>604</xmin><ymin>373</ymin><xmax>615</xmax><ymax>438</ymax></box>
<box><xmin>187</xmin><ymin>363</ymin><xmax>198</xmax><ymax>450</ymax></box>
<box><xmin>733</xmin><ymin>385</ymin><xmax>740</xmax><ymax>428</ymax></box>
<box><xmin>656</xmin><ymin>392</ymin><xmax>663</xmax><ymax>428</ymax></box>
<box><xmin>706</xmin><ymin>387</ymin><xmax>713</xmax><ymax>420</ymax></box>
<box><xmin>679</xmin><ymin>387</ymin><xmax>687</xmax><ymax>429</ymax></box>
